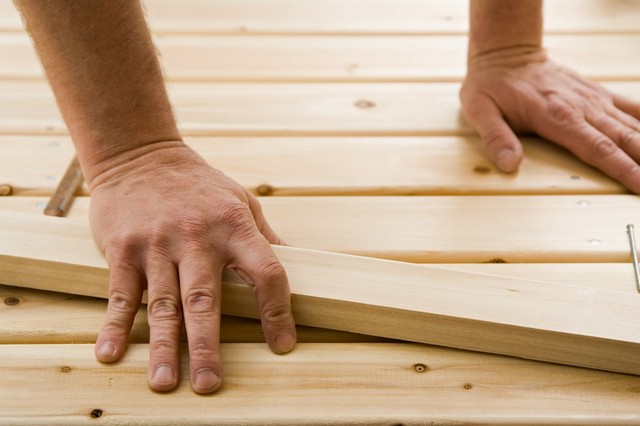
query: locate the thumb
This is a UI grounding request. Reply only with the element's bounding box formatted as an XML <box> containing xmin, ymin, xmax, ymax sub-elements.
<box><xmin>462</xmin><ymin>93</ymin><xmax>523</xmax><ymax>173</ymax></box>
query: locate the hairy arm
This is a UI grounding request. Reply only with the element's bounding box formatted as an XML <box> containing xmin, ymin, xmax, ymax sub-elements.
<box><xmin>15</xmin><ymin>0</ymin><xmax>296</xmax><ymax>394</ymax></box>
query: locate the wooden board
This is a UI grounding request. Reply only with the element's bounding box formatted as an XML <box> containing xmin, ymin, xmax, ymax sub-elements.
<box><xmin>3</xmin><ymin>0</ymin><xmax>640</xmax><ymax>35</ymax></box>
<box><xmin>1</xmin><ymin>211</ymin><xmax>639</xmax><ymax>375</ymax></box>
<box><xmin>1</xmin><ymin>343</ymin><xmax>639</xmax><ymax>425</ymax></box>
<box><xmin>2</xmin><ymin>81</ymin><xmax>640</xmax><ymax>137</ymax></box>
<box><xmin>0</xmin><ymin>135</ymin><xmax>623</xmax><ymax>197</ymax></box>
<box><xmin>2</xmin><ymin>259</ymin><xmax>638</xmax><ymax>343</ymax></box>
<box><xmin>1</xmin><ymin>195</ymin><xmax>638</xmax><ymax>263</ymax></box>
<box><xmin>3</xmin><ymin>33</ymin><xmax>640</xmax><ymax>82</ymax></box>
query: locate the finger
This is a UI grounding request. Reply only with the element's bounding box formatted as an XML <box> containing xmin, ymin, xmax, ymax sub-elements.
<box><xmin>178</xmin><ymin>253</ymin><xmax>223</xmax><ymax>394</ymax></box>
<box><xmin>461</xmin><ymin>93</ymin><xmax>523</xmax><ymax>172</ymax></box>
<box><xmin>146</xmin><ymin>258</ymin><xmax>182</xmax><ymax>392</ymax></box>
<box><xmin>544</xmin><ymin>121</ymin><xmax>640</xmax><ymax>193</ymax></box>
<box><xmin>586</xmin><ymin>110</ymin><xmax>640</xmax><ymax>162</ymax></box>
<box><xmin>230</xmin><ymin>232</ymin><xmax>296</xmax><ymax>354</ymax></box>
<box><xmin>604</xmin><ymin>104</ymin><xmax>640</xmax><ymax>132</ymax></box>
<box><xmin>247</xmin><ymin>193</ymin><xmax>286</xmax><ymax>245</ymax></box>
<box><xmin>95</xmin><ymin>260</ymin><xmax>144</xmax><ymax>363</ymax></box>
<box><xmin>613</xmin><ymin>93</ymin><xmax>640</xmax><ymax>120</ymax></box>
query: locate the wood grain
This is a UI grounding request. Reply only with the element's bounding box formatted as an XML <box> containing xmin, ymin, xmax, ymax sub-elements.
<box><xmin>1</xmin><ymin>195</ymin><xmax>637</xmax><ymax>263</ymax></box>
<box><xmin>0</xmin><ymin>135</ymin><xmax>623</xmax><ymax>197</ymax></box>
<box><xmin>0</xmin><ymin>343</ymin><xmax>639</xmax><ymax>425</ymax></box>
<box><xmin>1</xmin><ymin>211</ymin><xmax>639</xmax><ymax>374</ymax></box>
<box><xmin>3</xmin><ymin>0</ymin><xmax>640</xmax><ymax>35</ymax></box>
<box><xmin>3</xmin><ymin>33</ymin><xmax>640</xmax><ymax>82</ymax></box>
<box><xmin>0</xmin><ymin>284</ymin><xmax>387</xmax><ymax>344</ymax></box>
<box><xmin>2</xmin><ymin>81</ymin><xmax>640</xmax><ymax>137</ymax></box>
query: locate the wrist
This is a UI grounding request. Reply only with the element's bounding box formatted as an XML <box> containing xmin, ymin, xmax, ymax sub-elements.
<box><xmin>467</xmin><ymin>45</ymin><xmax>548</xmax><ymax>71</ymax></box>
<box><xmin>85</xmin><ymin>139</ymin><xmax>188</xmax><ymax>191</ymax></box>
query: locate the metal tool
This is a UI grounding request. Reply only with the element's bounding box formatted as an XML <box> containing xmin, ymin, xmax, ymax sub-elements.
<box><xmin>44</xmin><ymin>155</ymin><xmax>84</xmax><ymax>217</ymax></box>
<box><xmin>626</xmin><ymin>224</ymin><xmax>640</xmax><ymax>294</ymax></box>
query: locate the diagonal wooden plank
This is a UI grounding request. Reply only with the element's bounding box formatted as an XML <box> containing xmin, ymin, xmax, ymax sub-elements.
<box><xmin>3</xmin><ymin>0</ymin><xmax>640</xmax><ymax>35</ymax></box>
<box><xmin>3</xmin><ymin>33</ymin><xmax>640</xmax><ymax>82</ymax></box>
<box><xmin>0</xmin><ymin>135</ymin><xmax>623</xmax><ymax>197</ymax></box>
<box><xmin>1</xmin><ymin>343</ymin><xmax>639</xmax><ymax>424</ymax></box>
<box><xmin>0</xmin><ymin>211</ymin><xmax>639</xmax><ymax>374</ymax></box>
<box><xmin>0</xmin><ymin>284</ymin><xmax>386</xmax><ymax>344</ymax></box>
<box><xmin>2</xmin><ymin>81</ymin><xmax>640</xmax><ymax>137</ymax></box>
<box><xmin>1</xmin><ymin>195</ymin><xmax>638</xmax><ymax>263</ymax></box>
<box><xmin>1</xmin><ymin>258</ymin><xmax>637</xmax><ymax>344</ymax></box>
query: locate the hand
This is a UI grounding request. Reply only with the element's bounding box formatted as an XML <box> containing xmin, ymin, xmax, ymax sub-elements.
<box><xmin>89</xmin><ymin>141</ymin><xmax>296</xmax><ymax>393</ymax></box>
<box><xmin>460</xmin><ymin>48</ymin><xmax>640</xmax><ymax>192</ymax></box>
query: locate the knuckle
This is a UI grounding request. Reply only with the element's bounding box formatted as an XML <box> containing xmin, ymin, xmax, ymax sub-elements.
<box><xmin>617</xmin><ymin>162</ymin><xmax>640</xmax><ymax>183</ymax></box>
<box><xmin>618</xmin><ymin>130</ymin><xmax>639</xmax><ymax>149</ymax></box>
<box><xmin>547</xmin><ymin>97</ymin><xmax>580</xmax><ymax>125</ymax></box>
<box><xmin>148</xmin><ymin>296</ymin><xmax>181</xmax><ymax>320</ymax></box>
<box><xmin>217</xmin><ymin>205</ymin><xmax>255</xmax><ymax>237</ymax></box>
<box><xmin>591</xmin><ymin>136</ymin><xmax>618</xmax><ymax>158</ymax></box>
<box><xmin>150</xmin><ymin>337</ymin><xmax>177</xmax><ymax>355</ymax></box>
<box><xmin>184</xmin><ymin>288</ymin><xmax>217</xmax><ymax>314</ymax></box>
<box><xmin>189</xmin><ymin>339</ymin><xmax>219</xmax><ymax>359</ymax></box>
<box><xmin>256</xmin><ymin>257</ymin><xmax>287</xmax><ymax>284</ymax></box>
<box><xmin>108</xmin><ymin>290</ymin><xmax>139</xmax><ymax>315</ymax></box>
<box><xmin>261</xmin><ymin>301</ymin><xmax>293</xmax><ymax>325</ymax></box>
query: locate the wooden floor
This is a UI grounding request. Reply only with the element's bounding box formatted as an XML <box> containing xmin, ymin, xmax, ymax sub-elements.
<box><xmin>1</xmin><ymin>0</ymin><xmax>640</xmax><ymax>424</ymax></box>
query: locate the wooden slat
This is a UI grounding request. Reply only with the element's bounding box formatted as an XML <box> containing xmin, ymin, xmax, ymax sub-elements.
<box><xmin>0</xmin><ymin>135</ymin><xmax>623</xmax><ymax>197</ymax></box>
<box><xmin>3</xmin><ymin>33</ymin><xmax>640</xmax><ymax>82</ymax></box>
<box><xmin>3</xmin><ymin>0</ymin><xmax>640</xmax><ymax>35</ymax></box>
<box><xmin>0</xmin><ymin>284</ymin><xmax>386</xmax><ymax>344</ymax></box>
<box><xmin>1</xmin><ymin>258</ymin><xmax>637</xmax><ymax>343</ymax></box>
<box><xmin>2</xmin><ymin>81</ymin><xmax>640</xmax><ymax>137</ymax></box>
<box><xmin>1</xmin><ymin>343</ymin><xmax>639</xmax><ymax>424</ymax></box>
<box><xmin>1</xmin><ymin>211</ymin><xmax>639</xmax><ymax>374</ymax></box>
<box><xmin>1</xmin><ymin>195</ymin><xmax>638</xmax><ymax>263</ymax></box>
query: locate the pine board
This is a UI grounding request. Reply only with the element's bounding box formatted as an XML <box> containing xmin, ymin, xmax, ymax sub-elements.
<box><xmin>1</xmin><ymin>211</ymin><xmax>639</xmax><ymax>374</ymax></box>
<box><xmin>2</xmin><ymin>81</ymin><xmax>640</xmax><ymax>137</ymax></box>
<box><xmin>2</xmin><ymin>0</ymin><xmax>640</xmax><ymax>35</ymax></box>
<box><xmin>0</xmin><ymin>284</ymin><xmax>386</xmax><ymax>344</ymax></box>
<box><xmin>1</xmin><ymin>195</ymin><xmax>638</xmax><ymax>263</ymax></box>
<box><xmin>3</xmin><ymin>33</ymin><xmax>640</xmax><ymax>82</ymax></box>
<box><xmin>1</xmin><ymin>259</ymin><xmax>637</xmax><ymax>343</ymax></box>
<box><xmin>0</xmin><ymin>135</ymin><xmax>622</xmax><ymax>197</ymax></box>
<box><xmin>0</xmin><ymin>343</ymin><xmax>639</xmax><ymax>425</ymax></box>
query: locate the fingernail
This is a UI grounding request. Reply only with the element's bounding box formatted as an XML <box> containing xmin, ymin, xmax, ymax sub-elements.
<box><xmin>496</xmin><ymin>149</ymin><xmax>517</xmax><ymax>172</ymax></box>
<box><xmin>152</xmin><ymin>364</ymin><xmax>176</xmax><ymax>387</ymax></box>
<box><xmin>96</xmin><ymin>341</ymin><xmax>115</xmax><ymax>358</ymax></box>
<box><xmin>274</xmin><ymin>331</ymin><xmax>296</xmax><ymax>353</ymax></box>
<box><xmin>194</xmin><ymin>368</ymin><xmax>221</xmax><ymax>393</ymax></box>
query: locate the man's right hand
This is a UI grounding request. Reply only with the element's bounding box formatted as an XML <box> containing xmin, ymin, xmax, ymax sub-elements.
<box><xmin>89</xmin><ymin>141</ymin><xmax>297</xmax><ymax>393</ymax></box>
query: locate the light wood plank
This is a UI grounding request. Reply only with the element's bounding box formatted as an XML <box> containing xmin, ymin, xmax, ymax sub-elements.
<box><xmin>3</xmin><ymin>33</ymin><xmax>640</xmax><ymax>82</ymax></box>
<box><xmin>2</xmin><ymin>81</ymin><xmax>640</xmax><ymax>137</ymax></box>
<box><xmin>0</xmin><ymin>135</ymin><xmax>623</xmax><ymax>197</ymax></box>
<box><xmin>3</xmin><ymin>0</ymin><xmax>640</xmax><ymax>35</ymax></box>
<box><xmin>1</xmin><ymin>195</ymin><xmax>638</xmax><ymax>263</ymax></box>
<box><xmin>0</xmin><ymin>284</ymin><xmax>385</xmax><ymax>344</ymax></box>
<box><xmin>1</xmin><ymin>211</ymin><xmax>639</xmax><ymax>374</ymax></box>
<box><xmin>2</xmin><ymin>257</ymin><xmax>638</xmax><ymax>343</ymax></box>
<box><xmin>1</xmin><ymin>343</ymin><xmax>639</xmax><ymax>425</ymax></box>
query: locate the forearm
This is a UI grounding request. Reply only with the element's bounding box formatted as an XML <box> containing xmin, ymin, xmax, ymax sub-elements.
<box><xmin>468</xmin><ymin>0</ymin><xmax>543</xmax><ymax>60</ymax></box>
<box><xmin>14</xmin><ymin>0</ymin><xmax>181</xmax><ymax>185</ymax></box>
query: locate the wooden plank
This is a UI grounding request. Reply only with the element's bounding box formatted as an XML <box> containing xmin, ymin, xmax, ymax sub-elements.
<box><xmin>3</xmin><ymin>33</ymin><xmax>640</xmax><ymax>82</ymax></box>
<box><xmin>0</xmin><ymin>135</ymin><xmax>623</xmax><ymax>197</ymax></box>
<box><xmin>2</xmin><ymin>257</ymin><xmax>638</xmax><ymax>343</ymax></box>
<box><xmin>0</xmin><ymin>284</ymin><xmax>386</xmax><ymax>344</ymax></box>
<box><xmin>2</xmin><ymin>81</ymin><xmax>640</xmax><ymax>137</ymax></box>
<box><xmin>1</xmin><ymin>343</ymin><xmax>639</xmax><ymax>424</ymax></box>
<box><xmin>3</xmin><ymin>0</ymin><xmax>640</xmax><ymax>35</ymax></box>
<box><xmin>1</xmin><ymin>195</ymin><xmax>638</xmax><ymax>263</ymax></box>
<box><xmin>1</xmin><ymin>211</ymin><xmax>639</xmax><ymax>374</ymax></box>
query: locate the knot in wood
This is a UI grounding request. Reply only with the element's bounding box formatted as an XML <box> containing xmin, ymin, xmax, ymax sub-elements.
<box><xmin>354</xmin><ymin>99</ymin><xmax>376</xmax><ymax>109</ymax></box>
<box><xmin>413</xmin><ymin>363</ymin><xmax>428</xmax><ymax>373</ymax></box>
<box><xmin>4</xmin><ymin>296</ymin><xmax>20</xmax><ymax>306</ymax></box>
<box><xmin>256</xmin><ymin>184</ymin><xmax>274</xmax><ymax>196</ymax></box>
<box><xmin>90</xmin><ymin>409</ymin><xmax>103</xmax><ymax>418</ymax></box>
